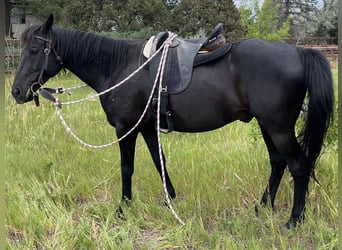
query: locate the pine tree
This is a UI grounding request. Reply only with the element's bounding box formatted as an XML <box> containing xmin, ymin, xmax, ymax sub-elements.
<box><xmin>274</xmin><ymin>0</ymin><xmax>318</xmax><ymax>36</ymax></box>
<box><xmin>167</xmin><ymin>0</ymin><xmax>245</xmax><ymax>41</ymax></box>
<box><xmin>305</xmin><ymin>0</ymin><xmax>338</xmax><ymax>38</ymax></box>
<box><xmin>213</xmin><ymin>0</ymin><xmax>245</xmax><ymax>41</ymax></box>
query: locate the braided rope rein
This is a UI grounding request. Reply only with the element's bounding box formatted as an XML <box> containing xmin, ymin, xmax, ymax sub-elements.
<box><xmin>51</xmin><ymin>32</ymin><xmax>185</xmax><ymax>224</ymax></box>
<box><xmin>155</xmin><ymin>36</ymin><xmax>185</xmax><ymax>225</ymax></box>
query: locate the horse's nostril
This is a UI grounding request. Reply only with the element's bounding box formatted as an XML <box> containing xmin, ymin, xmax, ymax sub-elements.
<box><xmin>12</xmin><ymin>88</ymin><xmax>21</xmax><ymax>97</ymax></box>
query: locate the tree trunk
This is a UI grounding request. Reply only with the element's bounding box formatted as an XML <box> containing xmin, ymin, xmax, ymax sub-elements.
<box><xmin>5</xmin><ymin>0</ymin><xmax>12</xmax><ymax>37</ymax></box>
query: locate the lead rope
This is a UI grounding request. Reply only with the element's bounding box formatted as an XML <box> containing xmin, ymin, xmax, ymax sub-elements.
<box><xmin>55</xmin><ymin>67</ymin><xmax>159</xmax><ymax>148</ymax></box>
<box><xmin>54</xmin><ymin>33</ymin><xmax>175</xmax><ymax>148</ymax></box>
<box><xmin>156</xmin><ymin>35</ymin><xmax>185</xmax><ymax>225</ymax></box>
<box><xmin>51</xmin><ymin>32</ymin><xmax>185</xmax><ymax>224</ymax></box>
<box><xmin>63</xmin><ymin>84</ymin><xmax>88</xmax><ymax>93</ymax></box>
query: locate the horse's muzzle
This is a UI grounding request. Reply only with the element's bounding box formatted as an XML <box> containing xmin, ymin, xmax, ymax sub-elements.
<box><xmin>12</xmin><ymin>86</ymin><xmax>33</xmax><ymax>104</ymax></box>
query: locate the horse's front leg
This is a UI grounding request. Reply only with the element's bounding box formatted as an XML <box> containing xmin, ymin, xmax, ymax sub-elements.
<box><xmin>141</xmin><ymin>121</ymin><xmax>176</xmax><ymax>199</ymax></box>
<box><xmin>117</xmin><ymin>130</ymin><xmax>139</xmax><ymax>204</ymax></box>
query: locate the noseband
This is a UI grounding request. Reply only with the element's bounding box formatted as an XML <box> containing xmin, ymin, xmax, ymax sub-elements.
<box><xmin>31</xmin><ymin>33</ymin><xmax>65</xmax><ymax>106</ymax></box>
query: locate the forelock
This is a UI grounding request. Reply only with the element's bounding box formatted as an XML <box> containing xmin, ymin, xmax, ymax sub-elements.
<box><xmin>20</xmin><ymin>25</ymin><xmax>40</xmax><ymax>44</ymax></box>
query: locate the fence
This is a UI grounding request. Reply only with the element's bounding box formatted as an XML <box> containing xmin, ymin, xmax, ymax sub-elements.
<box><xmin>283</xmin><ymin>37</ymin><xmax>338</xmax><ymax>60</ymax></box>
<box><xmin>283</xmin><ymin>37</ymin><xmax>337</xmax><ymax>46</ymax></box>
<box><xmin>4</xmin><ymin>37</ymin><xmax>338</xmax><ymax>74</ymax></box>
<box><xmin>5</xmin><ymin>38</ymin><xmax>22</xmax><ymax>74</ymax></box>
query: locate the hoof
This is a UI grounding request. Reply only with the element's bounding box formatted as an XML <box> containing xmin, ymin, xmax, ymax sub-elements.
<box><xmin>116</xmin><ymin>206</ymin><xmax>126</xmax><ymax>220</ymax></box>
<box><xmin>254</xmin><ymin>202</ymin><xmax>267</xmax><ymax>216</ymax></box>
<box><xmin>285</xmin><ymin>220</ymin><xmax>292</xmax><ymax>229</ymax></box>
<box><xmin>285</xmin><ymin>220</ymin><xmax>297</xmax><ymax>229</ymax></box>
<box><xmin>285</xmin><ymin>215</ymin><xmax>304</xmax><ymax>229</ymax></box>
<box><xmin>255</xmin><ymin>204</ymin><xmax>260</xmax><ymax>216</ymax></box>
<box><xmin>116</xmin><ymin>199</ymin><xmax>131</xmax><ymax>221</ymax></box>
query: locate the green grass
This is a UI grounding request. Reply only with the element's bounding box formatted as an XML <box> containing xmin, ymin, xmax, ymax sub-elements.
<box><xmin>5</xmin><ymin>69</ymin><xmax>338</xmax><ymax>249</ymax></box>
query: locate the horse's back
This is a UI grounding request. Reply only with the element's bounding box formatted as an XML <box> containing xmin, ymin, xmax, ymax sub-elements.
<box><xmin>232</xmin><ymin>39</ymin><xmax>303</xmax><ymax>79</ymax></box>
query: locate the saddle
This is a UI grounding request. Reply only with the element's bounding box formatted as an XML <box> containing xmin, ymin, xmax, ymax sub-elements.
<box><xmin>143</xmin><ymin>23</ymin><xmax>232</xmax><ymax>133</ymax></box>
<box><xmin>143</xmin><ymin>23</ymin><xmax>232</xmax><ymax>94</ymax></box>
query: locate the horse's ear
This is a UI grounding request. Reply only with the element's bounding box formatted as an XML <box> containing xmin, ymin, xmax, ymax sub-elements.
<box><xmin>41</xmin><ymin>14</ymin><xmax>54</xmax><ymax>33</ymax></box>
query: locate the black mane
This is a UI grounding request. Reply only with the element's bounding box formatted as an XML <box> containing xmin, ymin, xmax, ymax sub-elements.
<box><xmin>53</xmin><ymin>27</ymin><xmax>129</xmax><ymax>78</ymax></box>
<box><xmin>21</xmin><ymin>25</ymin><xmax>129</xmax><ymax>78</ymax></box>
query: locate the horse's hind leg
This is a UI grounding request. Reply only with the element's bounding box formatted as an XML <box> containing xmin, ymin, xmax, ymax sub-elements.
<box><xmin>265</xmin><ymin>130</ymin><xmax>310</xmax><ymax>227</ymax></box>
<box><xmin>141</xmin><ymin>122</ymin><xmax>176</xmax><ymax>199</ymax></box>
<box><xmin>257</xmin><ymin>126</ymin><xmax>287</xmax><ymax>211</ymax></box>
<box><xmin>286</xmin><ymin>153</ymin><xmax>310</xmax><ymax>228</ymax></box>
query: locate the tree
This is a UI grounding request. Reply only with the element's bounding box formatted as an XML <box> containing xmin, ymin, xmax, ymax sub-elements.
<box><xmin>212</xmin><ymin>0</ymin><xmax>246</xmax><ymax>41</ymax></box>
<box><xmin>305</xmin><ymin>0</ymin><xmax>338</xmax><ymax>39</ymax></box>
<box><xmin>119</xmin><ymin>0</ymin><xmax>169</xmax><ymax>31</ymax></box>
<box><xmin>19</xmin><ymin>0</ymin><xmax>65</xmax><ymax>24</ymax></box>
<box><xmin>75</xmin><ymin>0</ymin><xmax>170</xmax><ymax>33</ymax></box>
<box><xmin>274</xmin><ymin>0</ymin><xmax>318</xmax><ymax>37</ymax></box>
<box><xmin>240</xmin><ymin>0</ymin><xmax>290</xmax><ymax>40</ymax></box>
<box><xmin>167</xmin><ymin>0</ymin><xmax>245</xmax><ymax>41</ymax></box>
<box><xmin>16</xmin><ymin>0</ymin><xmax>245</xmax><ymax>40</ymax></box>
<box><xmin>63</xmin><ymin>0</ymin><xmax>102</xmax><ymax>32</ymax></box>
<box><xmin>5</xmin><ymin>0</ymin><xmax>11</xmax><ymax>36</ymax></box>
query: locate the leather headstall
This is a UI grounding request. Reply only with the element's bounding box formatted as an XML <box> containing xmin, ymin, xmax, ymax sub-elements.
<box><xmin>31</xmin><ymin>33</ymin><xmax>65</xmax><ymax>107</ymax></box>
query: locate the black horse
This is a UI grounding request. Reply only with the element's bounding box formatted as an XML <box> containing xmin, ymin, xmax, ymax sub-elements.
<box><xmin>12</xmin><ymin>15</ymin><xmax>333</xmax><ymax>228</ymax></box>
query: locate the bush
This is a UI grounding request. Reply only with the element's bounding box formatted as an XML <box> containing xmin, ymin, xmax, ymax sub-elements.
<box><xmin>101</xmin><ymin>26</ymin><xmax>156</xmax><ymax>40</ymax></box>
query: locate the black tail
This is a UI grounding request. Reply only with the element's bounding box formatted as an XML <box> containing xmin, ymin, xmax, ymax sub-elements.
<box><xmin>298</xmin><ymin>48</ymin><xmax>334</xmax><ymax>171</ymax></box>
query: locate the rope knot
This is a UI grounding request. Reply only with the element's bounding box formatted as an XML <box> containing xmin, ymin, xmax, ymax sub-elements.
<box><xmin>164</xmin><ymin>32</ymin><xmax>177</xmax><ymax>47</ymax></box>
<box><xmin>54</xmin><ymin>98</ymin><xmax>62</xmax><ymax>109</ymax></box>
<box><xmin>164</xmin><ymin>39</ymin><xmax>173</xmax><ymax>46</ymax></box>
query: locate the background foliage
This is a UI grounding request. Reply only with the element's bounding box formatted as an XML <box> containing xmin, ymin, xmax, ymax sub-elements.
<box><xmin>239</xmin><ymin>0</ymin><xmax>291</xmax><ymax>41</ymax></box>
<box><xmin>13</xmin><ymin>0</ymin><xmax>338</xmax><ymax>40</ymax></box>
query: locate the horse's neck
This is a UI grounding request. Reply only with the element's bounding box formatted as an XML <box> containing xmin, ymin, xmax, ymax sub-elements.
<box><xmin>54</xmin><ymin>28</ymin><xmax>131</xmax><ymax>92</ymax></box>
<box><xmin>64</xmin><ymin>59</ymin><xmax>105</xmax><ymax>93</ymax></box>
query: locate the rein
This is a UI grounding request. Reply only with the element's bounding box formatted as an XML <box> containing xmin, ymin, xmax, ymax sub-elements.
<box><xmin>33</xmin><ymin>32</ymin><xmax>185</xmax><ymax>225</ymax></box>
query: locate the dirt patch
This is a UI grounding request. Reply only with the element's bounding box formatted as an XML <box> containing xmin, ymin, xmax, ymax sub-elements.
<box><xmin>7</xmin><ymin>225</ymin><xmax>24</xmax><ymax>247</ymax></box>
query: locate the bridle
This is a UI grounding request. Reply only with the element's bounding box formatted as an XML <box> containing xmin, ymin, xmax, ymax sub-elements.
<box><xmin>30</xmin><ymin>32</ymin><xmax>65</xmax><ymax>107</ymax></box>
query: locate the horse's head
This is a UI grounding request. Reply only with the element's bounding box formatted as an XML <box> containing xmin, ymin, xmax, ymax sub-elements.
<box><xmin>12</xmin><ymin>14</ymin><xmax>63</xmax><ymax>104</ymax></box>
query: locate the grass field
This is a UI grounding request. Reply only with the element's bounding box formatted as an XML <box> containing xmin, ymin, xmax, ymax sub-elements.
<box><xmin>5</xmin><ymin>68</ymin><xmax>338</xmax><ymax>249</ymax></box>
